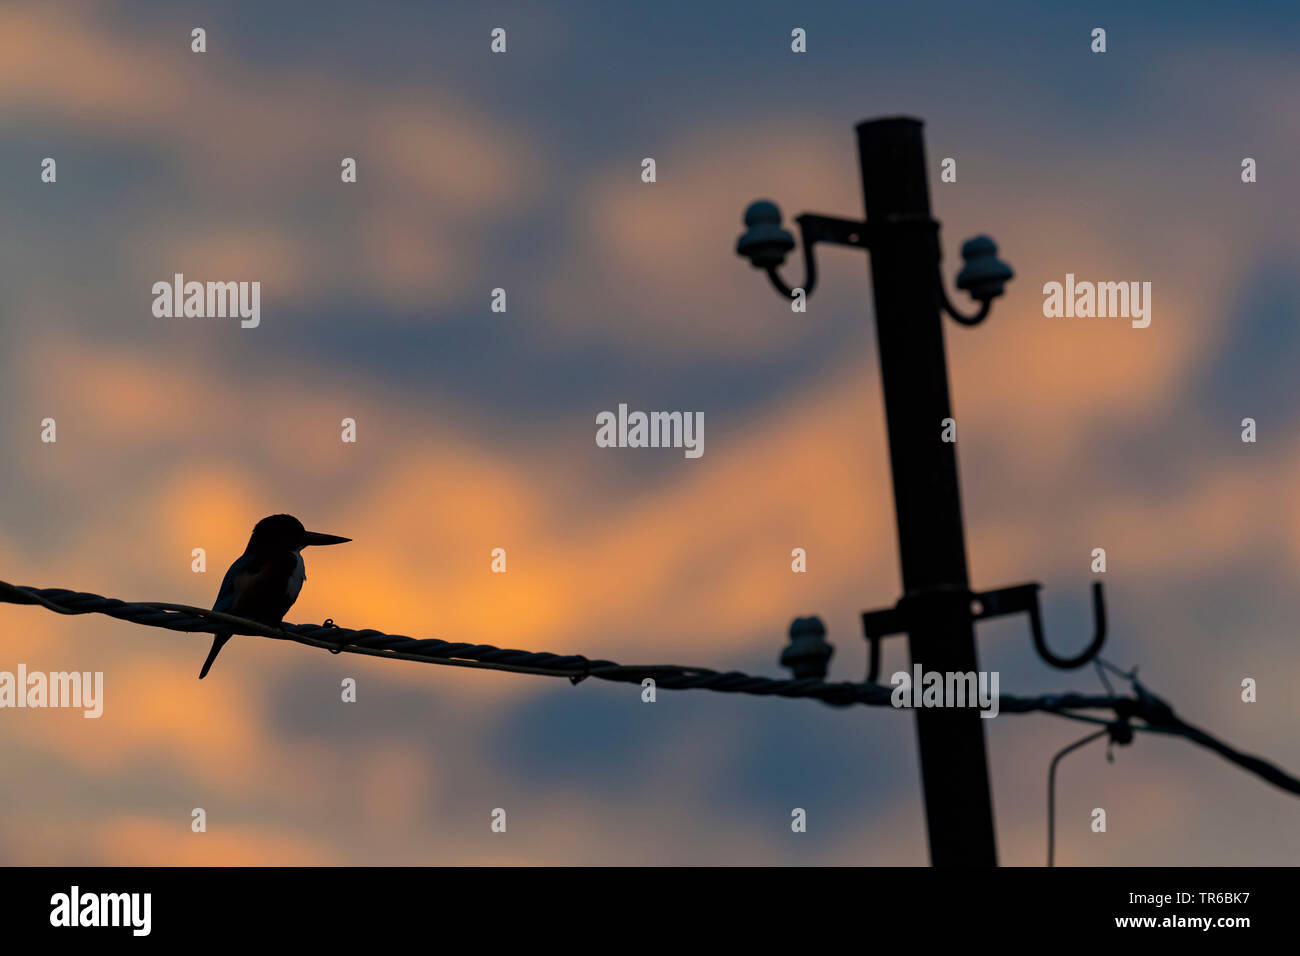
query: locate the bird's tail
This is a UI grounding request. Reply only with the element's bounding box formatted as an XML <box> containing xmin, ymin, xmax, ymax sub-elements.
<box><xmin>199</xmin><ymin>632</ymin><xmax>231</xmax><ymax>680</ymax></box>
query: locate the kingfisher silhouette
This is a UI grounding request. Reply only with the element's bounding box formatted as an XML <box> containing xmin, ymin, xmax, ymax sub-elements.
<box><xmin>199</xmin><ymin>514</ymin><xmax>350</xmax><ymax>679</ymax></box>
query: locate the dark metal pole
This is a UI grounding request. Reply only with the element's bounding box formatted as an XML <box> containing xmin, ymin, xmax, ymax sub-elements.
<box><xmin>856</xmin><ymin>117</ymin><xmax>998</xmax><ymax>866</ymax></box>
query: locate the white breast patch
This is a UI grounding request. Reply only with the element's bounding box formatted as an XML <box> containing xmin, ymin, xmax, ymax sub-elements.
<box><xmin>287</xmin><ymin>552</ymin><xmax>306</xmax><ymax>601</ymax></box>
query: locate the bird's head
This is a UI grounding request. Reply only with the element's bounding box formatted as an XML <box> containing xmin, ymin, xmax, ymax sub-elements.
<box><xmin>248</xmin><ymin>514</ymin><xmax>351</xmax><ymax>553</ymax></box>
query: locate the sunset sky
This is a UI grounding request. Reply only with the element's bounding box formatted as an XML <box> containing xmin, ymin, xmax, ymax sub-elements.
<box><xmin>2</xmin><ymin>0</ymin><xmax>1298</xmax><ymax>864</ymax></box>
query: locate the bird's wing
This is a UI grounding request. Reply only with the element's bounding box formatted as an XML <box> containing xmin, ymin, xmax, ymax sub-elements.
<box><xmin>213</xmin><ymin>553</ymin><xmax>261</xmax><ymax>612</ymax></box>
<box><xmin>215</xmin><ymin>551</ymin><xmax>301</xmax><ymax>624</ymax></box>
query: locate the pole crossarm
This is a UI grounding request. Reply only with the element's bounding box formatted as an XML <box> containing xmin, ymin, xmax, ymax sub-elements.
<box><xmin>3</xmin><ymin>578</ymin><xmax>1299</xmax><ymax>800</ymax></box>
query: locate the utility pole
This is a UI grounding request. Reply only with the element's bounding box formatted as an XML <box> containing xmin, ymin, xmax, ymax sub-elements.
<box><xmin>855</xmin><ymin>117</ymin><xmax>996</xmax><ymax>866</ymax></box>
<box><xmin>740</xmin><ymin>115</ymin><xmax>1107</xmax><ymax>867</ymax></box>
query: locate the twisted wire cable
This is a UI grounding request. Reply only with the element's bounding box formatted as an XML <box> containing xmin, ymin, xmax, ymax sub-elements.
<box><xmin>2</xmin><ymin>579</ymin><xmax>1297</xmax><ymax>796</ymax></box>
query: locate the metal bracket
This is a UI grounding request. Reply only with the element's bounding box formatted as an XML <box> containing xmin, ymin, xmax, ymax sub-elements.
<box><xmin>938</xmin><ymin>281</ymin><xmax>992</xmax><ymax>326</ymax></box>
<box><xmin>763</xmin><ymin>214</ymin><xmax>866</xmax><ymax>300</ymax></box>
<box><xmin>796</xmin><ymin>213</ymin><xmax>873</xmax><ymax>249</ymax></box>
<box><xmin>860</xmin><ymin>581</ymin><xmax>1107</xmax><ymax>681</ymax></box>
<box><xmin>763</xmin><ymin>213</ymin><xmax>939</xmax><ymax>300</ymax></box>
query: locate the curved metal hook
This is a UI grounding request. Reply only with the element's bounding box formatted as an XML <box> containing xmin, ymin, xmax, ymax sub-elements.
<box><xmin>758</xmin><ymin>212</ymin><xmax>875</xmax><ymax>302</ymax></box>
<box><xmin>938</xmin><ymin>281</ymin><xmax>991</xmax><ymax>326</ymax></box>
<box><xmin>1028</xmin><ymin>581</ymin><xmax>1107</xmax><ymax>669</ymax></box>
<box><xmin>764</xmin><ymin>234</ymin><xmax>818</xmax><ymax>301</ymax></box>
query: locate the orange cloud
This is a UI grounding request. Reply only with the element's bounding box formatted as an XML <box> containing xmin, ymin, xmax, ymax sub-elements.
<box><xmin>95</xmin><ymin>815</ymin><xmax>336</xmax><ymax>866</ymax></box>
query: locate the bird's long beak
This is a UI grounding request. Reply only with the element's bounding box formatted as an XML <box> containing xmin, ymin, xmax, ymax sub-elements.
<box><xmin>303</xmin><ymin>531</ymin><xmax>351</xmax><ymax>546</ymax></box>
